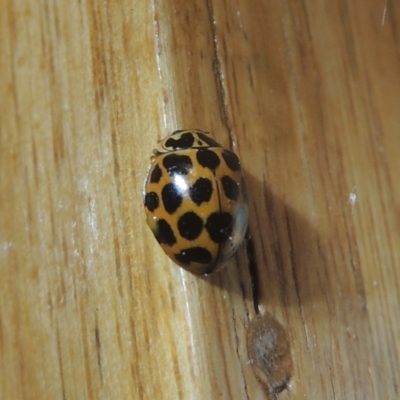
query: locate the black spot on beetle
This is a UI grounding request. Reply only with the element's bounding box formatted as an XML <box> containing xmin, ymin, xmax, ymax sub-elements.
<box><xmin>196</xmin><ymin>132</ymin><xmax>222</xmax><ymax>147</ymax></box>
<box><xmin>162</xmin><ymin>154</ymin><xmax>193</xmax><ymax>176</ymax></box>
<box><xmin>155</xmin><ymin>219</ymin><xmax>176</xmax><ymax>246</ymax></box>
<box><xmin>189</xmin><ymin>178</ymin><xmax>213</xmax><ymax>205</ymax></box>
<box><xmin>221</xmin><ymin>175</ymin><xmax>239</xmax><ymax>201</ymax></box>
<box><xmin>162</xmin><ymin>183</ymin><xmax>183</xmax><ymax>214</ymax></box>
<box><xmin>175</xmin><ymin>247</ymin><xmax>212</xmax><ymax>265</ymax></box>
<box><xmin>205</xmin><ymin>212</ymin><xmax>233</xmax><ymax>244</ymax></box>
<box><xmin>196</xmin><ymin>148</ymin><xmax>220</xmax><ymax>170</ymax></box>
<box><xmin>150</xmin><ymin>164</ymin><xmax>162</xmax><ymax>183</ymax></box>
<box><xmin>144</xmin><ymin>192</ymin><xmax>159</xmax><ymax>211</ymax></box>
<box><xmin>222</xmin><ymin>150</ymin><xmax>241</xmax><ymax>171</ymax></box>
<box><xmin>178</xmin><ymin>212</ymin><xmax>203</xmax><ymax>240</ymax></box>
<box><xmin>165</xmin><ymin>132</ymin><xmax>195</xmax><ymax>150</ymax></box>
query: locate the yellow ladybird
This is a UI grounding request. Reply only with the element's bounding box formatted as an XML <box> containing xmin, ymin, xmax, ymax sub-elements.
<box><xmin>143</xmin><ymin>129</ymin><xmax>249</xmax><ymax>274</ymax></box>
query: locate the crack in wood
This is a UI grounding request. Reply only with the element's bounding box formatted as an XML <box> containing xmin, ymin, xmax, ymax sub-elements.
<box><xmin>245</xmin><ymin>231</ymin><xmax>260</xmax><ymax>314</ymax></box>
<box><xmin>205</xmin><ymin>0</ymin><xmax>235</xmax><ymax>151</ymax></box>
<box><xmin>95</xmin><ymin>314</ymin><xmax>103</xmax><ymax>383</ymax></box>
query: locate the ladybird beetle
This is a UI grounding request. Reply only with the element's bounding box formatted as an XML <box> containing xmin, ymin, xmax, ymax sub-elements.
<box><xmin>143</xmin><ymin>129</ymin><xmax>249</xmax><ymax>275</ymax></box>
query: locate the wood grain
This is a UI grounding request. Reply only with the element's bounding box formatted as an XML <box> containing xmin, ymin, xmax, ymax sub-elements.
<box><xmin>1</xmin><ymin>0</ymin><xmax>400</xmax><ymax>399</ymax></box>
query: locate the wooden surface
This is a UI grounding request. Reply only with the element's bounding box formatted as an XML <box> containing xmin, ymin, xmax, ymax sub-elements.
<box><xmin>1</xmin><ymin>0</ymin><xmax>400</xmax><ymax>399</ymax></box>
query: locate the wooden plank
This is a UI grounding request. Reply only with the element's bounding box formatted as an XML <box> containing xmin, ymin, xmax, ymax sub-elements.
<box><xmin>1</xmin><ymin>0</ymin><xmax>399</xmax><ymax>399</ymax></box>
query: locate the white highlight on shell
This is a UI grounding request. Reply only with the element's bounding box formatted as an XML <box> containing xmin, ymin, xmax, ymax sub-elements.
<box><xmin>173</xmin><ymin>174</ymin><xmax>189</xmax><ymax>192</ymax></box>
